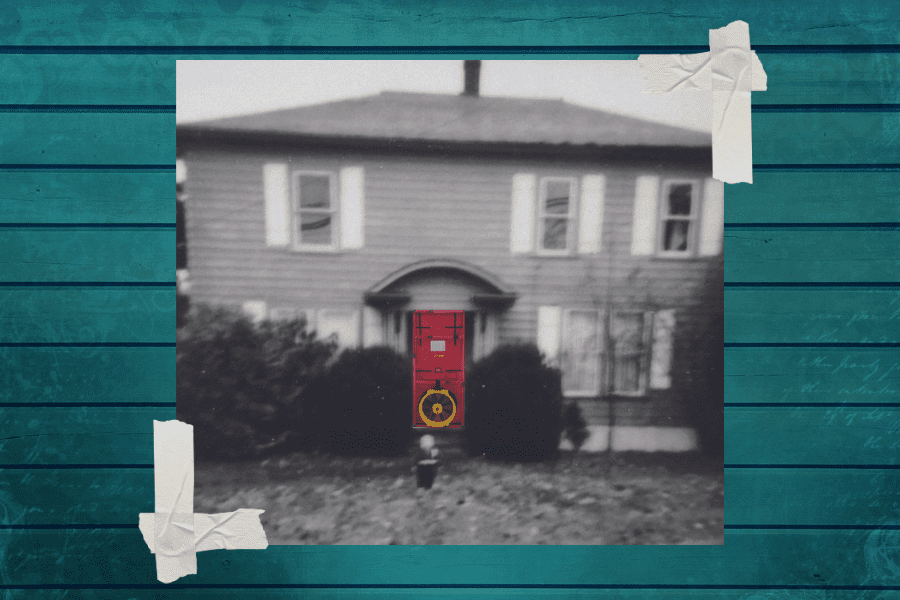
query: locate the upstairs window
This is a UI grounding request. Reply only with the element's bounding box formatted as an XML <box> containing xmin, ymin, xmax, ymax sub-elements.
<box><xmin>632</xmin><ymin>176</ymin><xmax>722</xmax><ymax>258</ymax></box>
<box><xmin>659</xmin><ymin>180</ymin><xmax>698</xmax><ymax>255</ymax></box>
<box><xmin>293</xmin><ymin>172</ymin><xmax>336</xmax><ymax>249</ymax></box>
<box><xmin>538</xmin><ymin>177</ymin><xmax>577</xmax><ymax>254</ymax></box>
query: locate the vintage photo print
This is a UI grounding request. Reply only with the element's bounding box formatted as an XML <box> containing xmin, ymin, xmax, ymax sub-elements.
<box><xmin>175</xmin><ymin>60</ymin><xmax>723</xmax><ymax>545</ymax></box>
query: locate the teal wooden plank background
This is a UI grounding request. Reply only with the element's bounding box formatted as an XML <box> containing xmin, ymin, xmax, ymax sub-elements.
<box><xmin>2</xmin><ymin>0</ymin><xmax>899</xmax><ymax>597</ymax></box>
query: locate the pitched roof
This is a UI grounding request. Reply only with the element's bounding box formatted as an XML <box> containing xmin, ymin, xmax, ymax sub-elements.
<box><xmin>178</xmin><ymin>92</ymin><xmax>711</xmax><ymax>149</ymax></box>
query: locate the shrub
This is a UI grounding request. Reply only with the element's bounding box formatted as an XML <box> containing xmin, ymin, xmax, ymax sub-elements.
<box><xmin>465</xmin><ymin>343</ymin><xmax>564</xmax><ymax>461</ymax></box>
<box><xmin>176</xmin><ymin>292</ymin><xmax>190</xmax><ymax>329</ymax></box>
<box><xmin>301</xmin><ymin>346</ymin><xmax>413</xmax><ymax>456</ymax></box>
<box><xmin>563</xmin><ymin>401</ymin><xmax>590</xmax><ymax>452</ymax></box>
<box><xmin>176</xmin><ymin>304</ymin><xmax>336</xmax><ymax>460</ymax></box>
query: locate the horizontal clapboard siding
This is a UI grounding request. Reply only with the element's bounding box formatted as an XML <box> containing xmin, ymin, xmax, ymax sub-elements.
<box><xmin>182</xmin><ymin>149</ymin><xmax>715</xmax><ymax>342</ymax></box>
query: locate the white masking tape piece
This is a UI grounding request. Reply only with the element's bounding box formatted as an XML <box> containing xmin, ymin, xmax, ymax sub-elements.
<box><xmin>139</xmin><ymin>509</ymin><xmax>268</xmax><ymax>553</ymax></box>
<box><xmin>637</xmin><ymin>20</ymin><xmax>767</xmax><ymax>185</ymax></box>
<box><xmin>138</xmin><ymin>420</ymin><xmax>268</xmax><ymax>583</ymax></box>
<box><xmin>637</xmin><ymin>51</ymin><xmax>766</xmax><ymax>94</ymax></box>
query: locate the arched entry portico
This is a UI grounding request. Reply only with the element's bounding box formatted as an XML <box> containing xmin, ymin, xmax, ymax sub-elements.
<box><xmin>362</xmin><ymin>259</ymin><xmax>517</xmax><ymax>363</ymax></box>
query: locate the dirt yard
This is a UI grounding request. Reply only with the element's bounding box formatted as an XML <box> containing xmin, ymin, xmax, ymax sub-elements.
<box><xmin>195</xmin><ymin>439</ymin><xmax>723</xmax><ymax>546</ymax></box>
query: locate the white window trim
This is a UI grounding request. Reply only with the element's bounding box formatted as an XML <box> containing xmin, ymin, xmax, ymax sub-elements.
<box><xmin>291</xmin><ymin>170</ymin><xmax>338</xmax><ymax>252</ymax></box>
<box><xmin>561</xmin><ymin>308</ymin><xmax>604</xmax><ymax>398</ymax></box>
<box><xmin>608</xmin><ymin>311</ymin><xmax>652</xmax><ymax>397</ymax></box>
<box><xmin>536</xmin><ymin>176</ymin><xmax>578</xmax><ymax>256</ymax></box>
<box><xmin>656</xmin><ymin>178</ymin><xmax>701</xmax><ymax>258</ymax></box>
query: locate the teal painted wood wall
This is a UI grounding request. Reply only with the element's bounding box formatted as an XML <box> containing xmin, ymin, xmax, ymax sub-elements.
<box><xmin>2</xmin><ymin>1</ymin><xmax>899</xmax><ymax>598</ymax></box>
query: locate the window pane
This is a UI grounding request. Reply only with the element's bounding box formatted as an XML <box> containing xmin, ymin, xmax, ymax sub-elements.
<box><xmin>663</xmin><ymin>219</ymin><xmax>690</xmax><ymax>251</ymax></box>
<box><xmin>611</xmin><ymin>314</ymin><xmax>644</xmax><ymax>393</ymax></box>
<box><xmin>299</xmin><ymin>212</ymin><xmax>332</xmax><ymax>245</ymax></box>
<box><xmin>299</xmin><ymin>175</ymin><xmax>330</xmax><ymax>208</ymax></box>
<box><xmin>544</xmin><ymin>180</ymin><xmax>571</xmax><ymax>214</ymax></box>
<box><xmin>613</xmin><ymin>356</ymin><xmax>642</xmax><ymax>393</ymax></box>
<box><xmin>562</xmin><ymin>311</ymin><xmax>600</xmax><ymax>393</ymax></box>
<box><xmin>667</xmin><ymin>184</ymin><xmax>693</xmax><ymax>215</ymax></box>
<box><xmin>612</xmin><ymin>313</ymin><xmax>644</xmax><ymax>353</ymax></box>
<box><xmin>543</xmin><ymin>218</ymin><xmax>568</xmax><ymax>250</ymax></box>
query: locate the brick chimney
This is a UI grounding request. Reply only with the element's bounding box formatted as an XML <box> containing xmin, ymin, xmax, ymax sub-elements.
<box><xmin>462</xmin><ymin>60</ymin><xmax>481</xmax><ymax>96</ymax></box>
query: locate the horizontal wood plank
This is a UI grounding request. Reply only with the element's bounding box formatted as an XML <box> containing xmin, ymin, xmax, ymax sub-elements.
<box><xmin>0</xmin><ymin>229</ymin><xmax>173</xmax><ymax>281</ymax></box>
<box><xmin>725</xmin><ymin>289</ymin><xmax>900</xmax><ymax>344</ymax></box>
<box><xmin>0</xmin><ymin>113</ymin><xmax>172</xmax><ymax>164</ymax></box>
<box><xmin>725</xmin><ymin>348</ymin><xmax>900</xmax><ymax>405</ymax></box>
<box><xmin>724</xmin><ymin>229</ymin><xmax>900</xmax><ymax>282</ymax></box>
<box><xmin>0</xmin><ymin>288</ymin><xmax>174</xmax><ymax>344</ymax></box>
<box><xmin>0</xmin><ymin>347</ymin><xmax>174</xmax><ymax>404</ymax></box>
<box><xmin>726</xmin><ymin>407</ymin><xmax>900</xmax><ymax>464</ymax></box>
<box><xmin>0</xmin><ymin>171</ymin><xmax>173</xmax><ymax>224</ymax></box>
<box><xmin>726</xmin><ymin>172</ymin><xmax>900</xmax><ymax>224</ymax></box>
<box><xmin>0</xmin><ymin>407</ymin><xmax>171</xmax><ymax>464</ymax></box>
<box><xmin>754</xmin><ymin>112</ymin><xmax>900</xmax><ymax>165</ymax></box>
<box><xmin>5</xmin><ymin>590</ymin><xmax>900</xmax><ymax>600</ymax></box>
<box><xmin>0</xmin><ymin>529</ymin><xmax>889</xmax><ymax>585</ymax></box>
<box><xmin>726</xmin><ymin>469</ymin><xmax>900</xmax><ymax>525</ymax></box>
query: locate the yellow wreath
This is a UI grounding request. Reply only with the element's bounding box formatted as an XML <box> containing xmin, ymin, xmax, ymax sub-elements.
<box><xmin>418</xmin><ymin>388</ymin><xmax>457</xmax><ymax>428</ymax></box>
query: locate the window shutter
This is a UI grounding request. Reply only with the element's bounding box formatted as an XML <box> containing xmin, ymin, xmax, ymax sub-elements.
<box><xmin>699</xmin><ymin>177</ymin><xmax>725</xmax><ymax>256</ymax></box>
<box><xmin>263</xmin><ymin>163</ymin><xmax>290</xmax><ymax>247</ymax></box>
<box><xmin>650</xmin><ymin>309</ymin><xmax>676</xmax><ymax>389</ymax></box>
<box><xmin>339</xmin><ymin>166</ymin><xmax>365</xmax><ymax>249</ymax></box>
<box><xmin>362</xmin><ymin>306</ymin><xmax>383</xmax><ymax>347</ymax></box>
<box><xmin>631</xmin><ymin>175</ymin><xmax>660</xmax><ymax>256</ymax></box>
<box><xmin>537</xmin><ymin>306</ymin><xmax>562</xmax><ymax>364</ymax></box>
<box><xmin>510</xmin><ymin>173</ymin><xmax>537</xmax><ymax>253</ymax></box>
<box><xmin>578</xmin><ymin>174</ymin><xmax>606</xmax><ymax>254</ymax></box>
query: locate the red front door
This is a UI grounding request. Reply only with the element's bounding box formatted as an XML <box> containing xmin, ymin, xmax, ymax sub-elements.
<box><xmin>412</xmin><ymin>310</ymin><xmax>465</xmax><ymax>428</ymax></box>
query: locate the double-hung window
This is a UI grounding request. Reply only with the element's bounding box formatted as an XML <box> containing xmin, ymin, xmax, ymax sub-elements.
<box><xmin>537</xmin><ymin>177</ymin><xmax>577</xmax><ymax>254</ymax></box>
<box><xmin>658</xmin><ymin>179</ymin><xmax>699</xmax><ymax>256</ymax></box>
<box><xmin>609</xmin><ymin>312</ymin><xmax>651</xmax><ymax>395</ymax></box>
<box><xmin>551</xmin><ymin>309</ymin><xmax>661</xmax><ymax>397</ymax></box>
<box><xmin>293</xmin><ymin>172</ymin><xmax>337</xmax><ymax>250</ymax></box>
<box><xmin>631</xmin><ymin>176</ymin><xmax>722</xmax><ymax>258</ymax></box>
<box><xmin>560</xmin><ymin>309</ymin><xmax>604</xmax><ymax>396</ymax></box>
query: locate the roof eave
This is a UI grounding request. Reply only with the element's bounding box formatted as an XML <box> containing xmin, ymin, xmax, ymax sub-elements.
<box><xmin>177</xmin><ymin>126</ymin><xmax>711</xmax><ymax>164</ymax></box>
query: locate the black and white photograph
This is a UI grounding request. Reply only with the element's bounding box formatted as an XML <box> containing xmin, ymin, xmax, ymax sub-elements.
<box><xmin>175</xmin><ymin>59</ymin><xmax>724</xmax><ymax>545</ymax></box>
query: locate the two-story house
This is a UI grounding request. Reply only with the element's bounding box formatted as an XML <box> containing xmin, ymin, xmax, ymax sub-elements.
<box><xmin>176</xmin><ymin>62</ymin><xmax>720</xmax><ymax>452</ymax></box>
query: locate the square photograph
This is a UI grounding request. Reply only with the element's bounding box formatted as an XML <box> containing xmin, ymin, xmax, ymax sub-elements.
<box><xmin>175</xmin><ymin>60</ymin><xmax>723</xmax><ymax>545</ymax></box>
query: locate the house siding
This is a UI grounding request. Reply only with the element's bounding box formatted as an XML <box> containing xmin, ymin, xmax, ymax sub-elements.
<box><xmin>182</xmin><ymin>145</ymin><xmax>716</xmax><ymax>429</ymax></box>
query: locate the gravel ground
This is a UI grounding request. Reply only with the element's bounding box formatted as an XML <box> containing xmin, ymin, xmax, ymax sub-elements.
<box><xmin>195</xmin><ymin>443</ymin><xmax>723</xmax><ymax>545</ymax></box>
